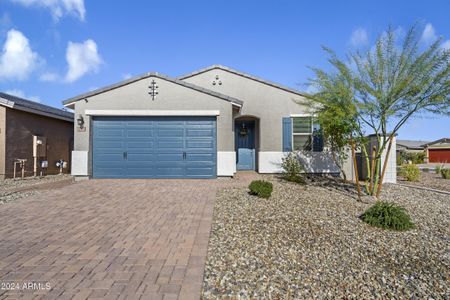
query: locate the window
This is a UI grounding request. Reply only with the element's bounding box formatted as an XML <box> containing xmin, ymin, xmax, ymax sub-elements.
<box><xmin>292</xmin><ymin>116</ymin><xmax>323</xmax><ymax>152</ymax></box>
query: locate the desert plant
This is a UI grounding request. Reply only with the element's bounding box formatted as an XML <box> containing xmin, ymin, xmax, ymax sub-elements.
<box><xmin>281</xmin><ymin>152</ymin><xmax>306</xmax><ymax>184</ymax></box>
<box><xmin>400</xmin><ymin>164</ymin><xmax>420</xmax><ymax>182</ymax></box>
<box><xmin>435</xmin><ymin>164</ymin><xmax>444</xmax><ymax>175</ymax></box>
<box><xmin>360</xmin><ymin>201</ymin><xmax>415</xmax><ymax>231</ymax></box>
<box><xmin>441</xmin><ymin>168</ymin><xmax>450</xmax><ymax>179</ymax></box>
<box><xmin>304</xmin><ymin>24</ymin><xmax>450</xmax><ymax>198</ymax></box>
<box><xmin>249</xmin><ymin>180</ymin><xmax>273</xmax><ymax>198</ymax></box>
<box><xmin>400</xmin><ymin>152</ymin><xmax>425</xmax><ymax>164</ymax></box>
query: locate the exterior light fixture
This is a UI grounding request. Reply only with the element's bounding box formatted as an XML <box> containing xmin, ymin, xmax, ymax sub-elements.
<box><xmin>77</xmin><ymin>115</ymin><xmax>85</xmax><ymax>129</ymax></box>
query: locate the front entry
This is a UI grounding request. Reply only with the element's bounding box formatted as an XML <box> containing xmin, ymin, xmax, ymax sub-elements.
<box><xmin>235</xmin><ymin>120</ymin><xmax>256</xmax><ymax>170</ymax></box>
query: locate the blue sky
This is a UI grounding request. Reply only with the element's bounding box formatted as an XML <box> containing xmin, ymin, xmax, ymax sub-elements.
<box><xmin>0</xmin><ymin>0</ymin><xmax>449</xmax><ymax>141</ymax></box>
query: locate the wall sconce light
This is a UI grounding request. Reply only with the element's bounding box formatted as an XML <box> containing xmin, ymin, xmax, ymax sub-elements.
<box><xmin>77</xmin><ymin>115</ymin><xmax>85</xmax><ymax>129</ymax></box>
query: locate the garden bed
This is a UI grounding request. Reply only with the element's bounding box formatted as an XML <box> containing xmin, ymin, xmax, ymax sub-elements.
<box><xmin>202</xmin><ymin>179</ymin><xmax>449</xmax><ymax>299</ymax></box>
<box><xmin>398</xmin><ymin>170</ymin><xmax>450</xmax><ymax>192</ymax></box>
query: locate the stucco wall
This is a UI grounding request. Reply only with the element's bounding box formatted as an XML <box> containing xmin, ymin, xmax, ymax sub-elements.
<box><xmin>4</xmin><ymin>108</ymin><xmax>73</xmax><ymax>178</ymax></box>
<box><xmin>73</xmin><ymin>76</ymin><xmax>234</xmax><ymax>176</ymax></box>
<box><xmin>182</xmin><ymin>69</ymin><xmax>311</xmax><ymax>151</ymax></box>
<box><xmin>0</xmin><ymin>107</ymin><xmax>6</xmax><ymax>179</ymax></box>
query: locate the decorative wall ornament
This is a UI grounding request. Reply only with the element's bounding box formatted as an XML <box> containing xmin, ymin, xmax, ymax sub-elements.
<box><xmin>239</xmin><ymin>123</ymin><xmax>248</xmax><ymax>136</ymax></box>
<box><xmin>212</xmin><ymin>75</ymin><xmax>222</xmax><ymax>86</ymax></box>
<box><xmin>149</xmin><ymin>79</ymin><xmax>159</xmax><ymax>100</ymax></box>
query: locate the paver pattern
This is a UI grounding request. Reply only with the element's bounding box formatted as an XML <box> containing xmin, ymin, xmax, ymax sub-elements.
<box><xmin>0</xmin><ymin>174</ymin><xmax>259</xmax><ymax>299</ymax></box>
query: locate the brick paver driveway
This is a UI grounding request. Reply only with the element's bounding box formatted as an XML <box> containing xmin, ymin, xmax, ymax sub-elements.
<box><xmin>0</xmin><ymin>176</ymin><xmax>258</xmax><ymax>299</ymax></box>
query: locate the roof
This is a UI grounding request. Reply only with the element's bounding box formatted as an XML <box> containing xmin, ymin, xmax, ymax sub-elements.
<box><xmin>421</xmin><ymin>138</ymin><xmax>450</xmax><ymax>147</ymax></box>
<box><xmin>0</xmin><ymin>92</ymin><xmax>73</xmax><ymax>122</ymax></box>
<box><xmin>397</xmin><ymin>139</ymin><xmax>429</xmax><ymax>150</ymax></box>
<box><xmin>62</xmin><ymin>72</ymin><xmax>244</xmax><ymax>108</ymax></box>
<box><xmin>178</xmin><ymin>64</ymin><xmax>309</xmax><ymax>97</ymax></box>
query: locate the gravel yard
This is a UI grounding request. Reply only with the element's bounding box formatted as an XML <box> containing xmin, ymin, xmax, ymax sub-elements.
<box><xmin>398</xmin><ymin>170</ymin><xmax>450</xmax><ymax>192</ymax></box>
<box><xmin>0</xmin><ymin>174</ymin><xmax>73</xmax><ymax>203</ymax></box>
<box><xmin>203</xmin><ymin>179</ymin><xmax>449</xmax><ymax>299</ymax></box>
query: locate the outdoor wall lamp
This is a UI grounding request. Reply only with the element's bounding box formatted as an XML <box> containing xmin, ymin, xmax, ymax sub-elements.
<box><xmin>77</xmin><ymin>115</ymin><xmax>85</xmax><ymax>129</ymax></box>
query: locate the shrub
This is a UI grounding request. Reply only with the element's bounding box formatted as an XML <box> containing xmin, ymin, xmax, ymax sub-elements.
<box><xmin>281</xmin><ymin>152</ymin><xmax>306</xmax><ymax>184</ymax></box>
<box><xmin>249</xmin><ymin>180</ymin><xmax>273</xmax><ymax>198</ymax></box>
<box><xmin>399</xmin><ymin>151</ymin><xmax>425</xmax><ymax>164</ymax></box>
<box><xmin>360</xmin><ymin>201</ymin><xmax>415</xmax><ymax>231</ymax></box>
<box><xmin>400</xmin><ymin>164</ymin><xmax>420</xmax><ymax>181</ymax></box>
<box><xmin>435</xmin><ymin>165</ymin><xmax>443</xmax><ymax>175</ymax></box>
<box><xmin>441</xmin><ymin>168</ymin><xmax>450</xmax><ymax>179</ymax></box>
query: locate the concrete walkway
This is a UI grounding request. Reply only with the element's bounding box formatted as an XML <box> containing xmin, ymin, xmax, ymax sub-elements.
<box><xmin>0</xmin><ymin>174</ymin><xmax>259</xmax><ymax>299</ymax></box>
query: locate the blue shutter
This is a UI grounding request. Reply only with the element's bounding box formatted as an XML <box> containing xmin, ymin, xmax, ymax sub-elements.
<box><xmin>282</xmin><ymin>117</ymin><xmax>292</xmax><ymax>152</ymax></box>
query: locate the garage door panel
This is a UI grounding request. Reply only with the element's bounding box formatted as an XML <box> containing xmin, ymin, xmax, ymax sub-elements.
<box><xmin>186</xmin><ymin>129</ymin><xmax>214</xmax><ymax>137</ymax></box>
<box><xmin>93</xmin><ymin>116</ymin><xmax>216</xmax><ymax>178</ymax></box>
<box><xmin>156</xmin><ymin>153</ymin><xmax>184</xmax><ymax>161</ymax></box>
<box><xmin>429</xmin><ymin>149</ymin><xmax>450</xmax><ymax>163</ymax></box>
<box><xmin>186</xmin><ymin>167</ymin><xmax>215</xmax><ymax>177</ymax></box>
<box><xmin>127</xmin><ymin>130</ymin><xmax>153</xmax><ymax>137</ymax></box>
<box><xmin>127</xmin><ymin>141</ymin><xmax>153</xmax><ymax>148</ymax></box>
<box><xmin>186</xmin><ymin>153</ymin><xmax>214</xmax><ymax>162</ymax></box>
<box><xmin>127</xmin><ymin>153</ymin><xmax>153</xmax><ymax>161</ymax></box>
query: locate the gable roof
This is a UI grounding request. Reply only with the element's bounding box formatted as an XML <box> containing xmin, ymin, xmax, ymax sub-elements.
<box><xmin>397</xmin><ymin>139</ymin><xmax>429</xmax><ymax>150</ymax></box>
<box><xmin>421</xmin><ymin>138</ymin><xmax>450</xmax><ymax>147</ymax></box>
<box><xmin>62</xmin><ymin>72</ymin><xmax>244</xmax><ymax>108</ymax></box>
<box><xmin>0</xmin><ymin>92</ymin><xmax>73</xmax><ymax>122</ymax></box>
<box><xmin>178</xmin><ymin>64</ymin><xmax>308</xmax><ymax>97</ymax></box>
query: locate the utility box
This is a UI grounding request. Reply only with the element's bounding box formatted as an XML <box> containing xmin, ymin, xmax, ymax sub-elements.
<box><xmin>33</xmin><ymin>135</ymin><xmax>47</xmax><ymax>157</ymax></box>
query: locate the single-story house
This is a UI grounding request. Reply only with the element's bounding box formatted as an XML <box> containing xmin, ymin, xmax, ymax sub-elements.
<box><xmin>396</xmin><ymin>140</ymin><xmax>429</xmax><ymax>153</ymax></box>
<box><xmin>0</xmin><ymin>92</ymin><xmax>74</xmax><ymax>179</ymax></box>
<box><xmin>63</xmin><ymin>65</ymin><xmax>396</xmax><ymax>181</ymax></box>
<box><xmin>422</xmin><ymin>138</ymin><xmax>450</xmax><ymax>163</ymax></box>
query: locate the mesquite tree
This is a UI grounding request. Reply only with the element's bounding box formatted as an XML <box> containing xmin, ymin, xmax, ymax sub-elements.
<box><xmin>305</xmin><ymin>25</ymin><xmax>450</xmax><ymax>197</ymax></box>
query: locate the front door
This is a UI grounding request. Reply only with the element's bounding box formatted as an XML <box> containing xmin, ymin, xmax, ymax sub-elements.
<box><xmin>235</xmin><ymin>120</ymin><xmax>255</xmax><ymax>170</ymax></box>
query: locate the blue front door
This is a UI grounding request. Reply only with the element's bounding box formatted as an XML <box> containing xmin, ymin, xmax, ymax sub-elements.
<box><xmin>92</xmin><ymin>116</ymin><xmax>216</xmax><ymax>178</ymax></box>
<box><xmin>235</xmin><ymin>120</ymin><xmax>256</xmax><ymax>170</ymax></box>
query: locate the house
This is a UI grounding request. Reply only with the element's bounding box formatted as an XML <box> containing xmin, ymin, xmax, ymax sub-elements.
<box><xmin>63</xmin><ymin>65</ymin><xmax>396</xmax><ymax>181</ymax></box>
<box><xmin>422</xmin><ymin>138</ymin><xmax>450</xmax><ymax>163</ymax></box>
<box><xmin>396</xmin><ymin>140</ymin><xmax>429</xmax><ymax>153</ymax></box>
<box><xmin>0</xmin><ymin>93</ymin><xmax>74</xmax><ymax>179</ymax></box>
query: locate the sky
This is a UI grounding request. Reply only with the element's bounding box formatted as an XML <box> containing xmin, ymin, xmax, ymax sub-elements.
<box><xmin>0</xmin><ymin>0</ymin><xmax>449</xmax><ymax>141</ymax></box>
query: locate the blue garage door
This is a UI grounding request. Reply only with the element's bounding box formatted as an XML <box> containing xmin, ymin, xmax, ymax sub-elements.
<box><xmin>92</xmin><ymin>116</ymin><xmax>216</xmax><ymax>178</ymax></box>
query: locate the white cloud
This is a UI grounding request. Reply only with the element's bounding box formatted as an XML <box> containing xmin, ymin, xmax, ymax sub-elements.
<box><xmin>441</xmin><ymin>40</ymin><xmax>450</xmax><ymax>50</ymax></box>
<box><xmin>0</xmin><ymin>29</ymin><xmax>39</xmax><ymax>81</ymax></box>
<box><xmin>421</xmin><ymin>23</ymin><xmax>437</xmax><ymax>44</ymax></box>
<box><xmin>39</xmin><ymin>71</ymin><xmax>58</xmax><ymax>82</ymax></box>
<box><xmin>9</xmin><ymin>0</ymin><xmax>85</xmax><ymax>21</ymax></box>
<box><xmin>350</xmin><ymin>27</ymin><xmax>368</xmax><ymax>46</ymax></box>
<box><xmin>122</xmin><ymin>73</ymin><xmax>132</xmax><ymax>80</ymax></box>
<box><xmin>4</xmin><ymin>88</ymin><xmax>41</xmax><ymax>102</ymax></box>
<box><xmin>65</xmin><ymin>39</ymin><xmax>102</xmax><ymax>82</ymax></box>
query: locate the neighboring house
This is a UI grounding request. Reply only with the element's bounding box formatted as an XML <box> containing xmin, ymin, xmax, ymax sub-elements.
<box><xmin>421</xmin><ymin>138</ymin><xmax>450</xmax><ymax>163</ymax></box>
<box><xmin>396</xmin><ymin>140</ymin><xmax>429</xmax><ymax>153</ymax></box>
<box><xmin>63</xmin><ymin>65</ymin><xmax>396</xmax><ymax>182</ymax></box>
<box><xmin>0</xmin><ymin>93</ymin><xmax>74</xmax><ymax>179</ymax></box>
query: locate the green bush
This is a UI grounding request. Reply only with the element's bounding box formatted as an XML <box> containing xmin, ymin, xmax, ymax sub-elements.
<box><xmin>435</xmin><ymin>165</ymin><xmax>443</xmax><ymax>175</ymax></box>
<box><xmin>399</xmin><ymin>151</ymin><xmax>425</xmax><ymax>164</ymax></box>
<box><xmin>400</xmin><ymin>164</ymin><xmax>420</xmax><ymax>181</ymax></box>
<box><xmin>360</xmin><ymin>201</ymin><xmax>415</xmax><ymax>231</ymax></box>
<box><xmin>249</xmin><ymin>180</ymin><xmax>273</xmax><ymax>198</ymax></box>
<box><xmin>441</xmin><ymin>168</ymin><xmax>450</xmax><ymax>179</ymax></box>
<box><xmin>281</xmin><ymin>152</ymin><xmax>306</xmax><ymax>184</ymax></box>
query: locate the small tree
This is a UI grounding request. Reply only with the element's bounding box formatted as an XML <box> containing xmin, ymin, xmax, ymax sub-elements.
<box><xmin>305</xmin><ymin>25</ymin><xmax>450</xmax><ymax>197</ymax></box>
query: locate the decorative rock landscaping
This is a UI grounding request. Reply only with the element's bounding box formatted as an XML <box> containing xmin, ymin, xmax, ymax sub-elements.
<box><xmin>202</xmin><ymin>179</ymin><xmax>449</xmax><ymax>299</ymax></box>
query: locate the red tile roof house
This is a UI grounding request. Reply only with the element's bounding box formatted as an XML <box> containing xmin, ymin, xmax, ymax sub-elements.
<box><xmin>62</xmin><ymin>65</ymin><xmax>397</xmax><ymax>182</ymax></box>
<box><xmin>0</xmin><ymin>92</ymin><xmax>74</xmax><ymax>179</ymax></box>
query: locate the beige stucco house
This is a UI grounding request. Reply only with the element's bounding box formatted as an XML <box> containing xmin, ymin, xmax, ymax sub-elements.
<box><xmin>63</xmin><ymin>65</ymin><xmax>395</xmax><ymax>181</ymax></box>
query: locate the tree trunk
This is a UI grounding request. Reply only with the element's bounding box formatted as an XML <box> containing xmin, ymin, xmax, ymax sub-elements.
<box><xmin>376</xmin><ymin>135</ymin><xmax>394</xmax><ymax>198</ymax></box>
<box><xmin>369</xmin><ymin>146</ymin><xmax>377</xmax><ymax>195</ymax></box>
